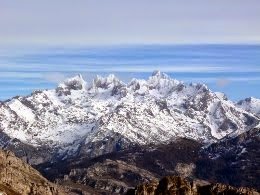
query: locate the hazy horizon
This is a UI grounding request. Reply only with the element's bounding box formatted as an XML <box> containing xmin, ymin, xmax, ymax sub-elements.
<box><xmin>1</xmin><ymin>0</ymin><xmax>260</xmax><ymax>46</ymax></box>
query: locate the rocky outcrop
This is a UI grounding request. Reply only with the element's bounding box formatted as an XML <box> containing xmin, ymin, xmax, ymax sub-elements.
<box><xmin>61</xmin><ymin>159</ymin><xmax>157</xmax><ymax>194</ymax></box>
<box><xmin>127</xmin><ymin>176</ymin><xmax>259</xmax><ymax>195</ymax></box>
<box><xmin>0</xmin><ymin>149</ymin><xmax>64</xmax><ymax>195</ymax></box>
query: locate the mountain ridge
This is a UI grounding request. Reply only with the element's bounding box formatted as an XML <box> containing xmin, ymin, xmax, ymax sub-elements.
<box><xmin>0</xmin><ymin>71</ymin><xmax>259</xmax><ymax>164</ymax></box>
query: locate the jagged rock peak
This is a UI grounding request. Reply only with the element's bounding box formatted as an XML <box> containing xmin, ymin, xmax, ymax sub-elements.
<box><xmin>238</xmin><ymin>97</ymin><xmax>259</xmax><ymax>103</ymax></box>
<box><xmin>57</xmin><ymin>71</ymin><xmax>182</xmax><ymax>93</ymax></box>
<box><xmin>147</xmin><ymin>71</ymin><xmax>182</xmax><ymax>93</ymax></box>
<box><xmin>91</xmin><ymin>74</ymin><xmax>125</xmax><ymax>90</ymax></box>
<box><xmin>151</xmin><ymin>70</ymin><xmax>169</xmax><ymax>79</ymax></box>
<box><xmin>150</xmin><ymin>70</ymin><xmax>180</xmax><ymax>83</ymax></box>
<box><xmin>58</xmin><ymin>74</ymin><xmax>87</xmax><ymax>91</ymax></box>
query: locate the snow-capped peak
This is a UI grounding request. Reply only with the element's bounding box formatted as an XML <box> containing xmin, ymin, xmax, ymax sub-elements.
<box><xmin>58</xmin><ymin>74</ymin><xmax>87</xmax><ymax>90</ymax></box>
<box><xmin>91</xmin><ymin>74</ymin><xmax>124</xmax><ymax>89</ymax></box>
<box><xmin>146</xmin><ymin>71</ymin><xmax>181</xmax><ymax>95</ymax></box>
<box><xmin>151</xmin><ymin>70</ymin><xmax>169</xmax><ymax>78</ymax></box>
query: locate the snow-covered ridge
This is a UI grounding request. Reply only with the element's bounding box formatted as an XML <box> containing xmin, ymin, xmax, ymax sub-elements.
<box><xmin>0</xmin><ymin>71</ymin><xmax>259</xmax><ymax>155</ymax></box>
<box><xmin>237</xmin><ymin>97</ymin><xmax>260</xmax><ymax>117</ymax></box>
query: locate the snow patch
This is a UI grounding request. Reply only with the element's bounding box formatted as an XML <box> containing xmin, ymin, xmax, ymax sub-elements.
<box><xmin>7</xmin><ymin>99</ymin><xmax>35</xmax><ymax>123</ymax></box>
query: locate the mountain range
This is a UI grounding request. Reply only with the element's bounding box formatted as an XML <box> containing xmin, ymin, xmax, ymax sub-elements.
<box><xmin>0</xmin><ymin>71</ymin><xmax>259</xmax><ymax>194</ymax></box>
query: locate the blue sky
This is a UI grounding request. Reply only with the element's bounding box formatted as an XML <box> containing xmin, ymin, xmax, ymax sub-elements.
<box><xmin>0</xmin><ymin>1</ymin><xmax>260</xmax><ymax>101</ymax></box>
<box><xmin>0</xmin><ymin>45</ymin><xmax>260</xmax><ymax>101</ymax></box>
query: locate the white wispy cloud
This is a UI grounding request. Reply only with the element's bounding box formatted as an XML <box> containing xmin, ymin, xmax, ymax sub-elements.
<box><xmin>0</xmin><ymin>72</ymin><xmax>43</xmax><ymax>78</ymax></box>
<box><xmin>105</xmin><ymin>65</ymin><xmax>255</xmax><ymax>73</ymax></box>
<box><xmin>2</xmin><ymin>63</ymin><xmax>260</xmax><ymax>73</ymax></box>
<box><xmin>181</xmin><ymin>76</ymin><xmax>260</xmax><ymax>81</ymax></box>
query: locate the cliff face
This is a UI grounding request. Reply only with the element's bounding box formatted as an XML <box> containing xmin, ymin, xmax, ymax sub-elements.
<box><xmin>0</xmin><ymin>149</ymin><xmax>64</xmax><ymax>195</ymax></box>
<box><xmin>128</xmin><ymin>176</ymin><xmax>259</xmax><ymax>195</ymax></box>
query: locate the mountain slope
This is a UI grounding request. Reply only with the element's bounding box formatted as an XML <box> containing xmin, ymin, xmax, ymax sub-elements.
<box><xmin>0</xmin><ymin>71</ymin><xmax>259</xmax><ymax>163</ymax></box>
<box><xmin>0</xmin><ymin>149</ymin><xmax>64</xmax><ymax>195</ymax></box>
<box><xmin>197</xmin><ymin>126</ymin><xmax>260</xmax><ymax>189</ymax></box>
<box><xmin>37</xmin><ymin>138</ymin><xmax>202</xmax><ymax>194</ymax></box>
<box><xmin>37</xmin><ymin>134</ymin><xmax>260</xmax><ymax>194</ymax></box>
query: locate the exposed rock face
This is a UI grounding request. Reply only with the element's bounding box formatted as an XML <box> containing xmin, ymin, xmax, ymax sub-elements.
<box><xmin>128</xmin><ymin>176</ymin><xmax>259</xmax><ymax>195</ymax></box>
<box><xmin>198</xmin><ymin>127</ymin><xmax>260</xmax><ymax>189</ymax></box>
<box><xmin>0</xmin><ymin>149</ymin><xmax>64</xmax><ymax>195</ymax></box>
<box><xmin>62</xmin><ymin>159</ymin><xmax>157</xmax><ymax>194</ymax></box>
